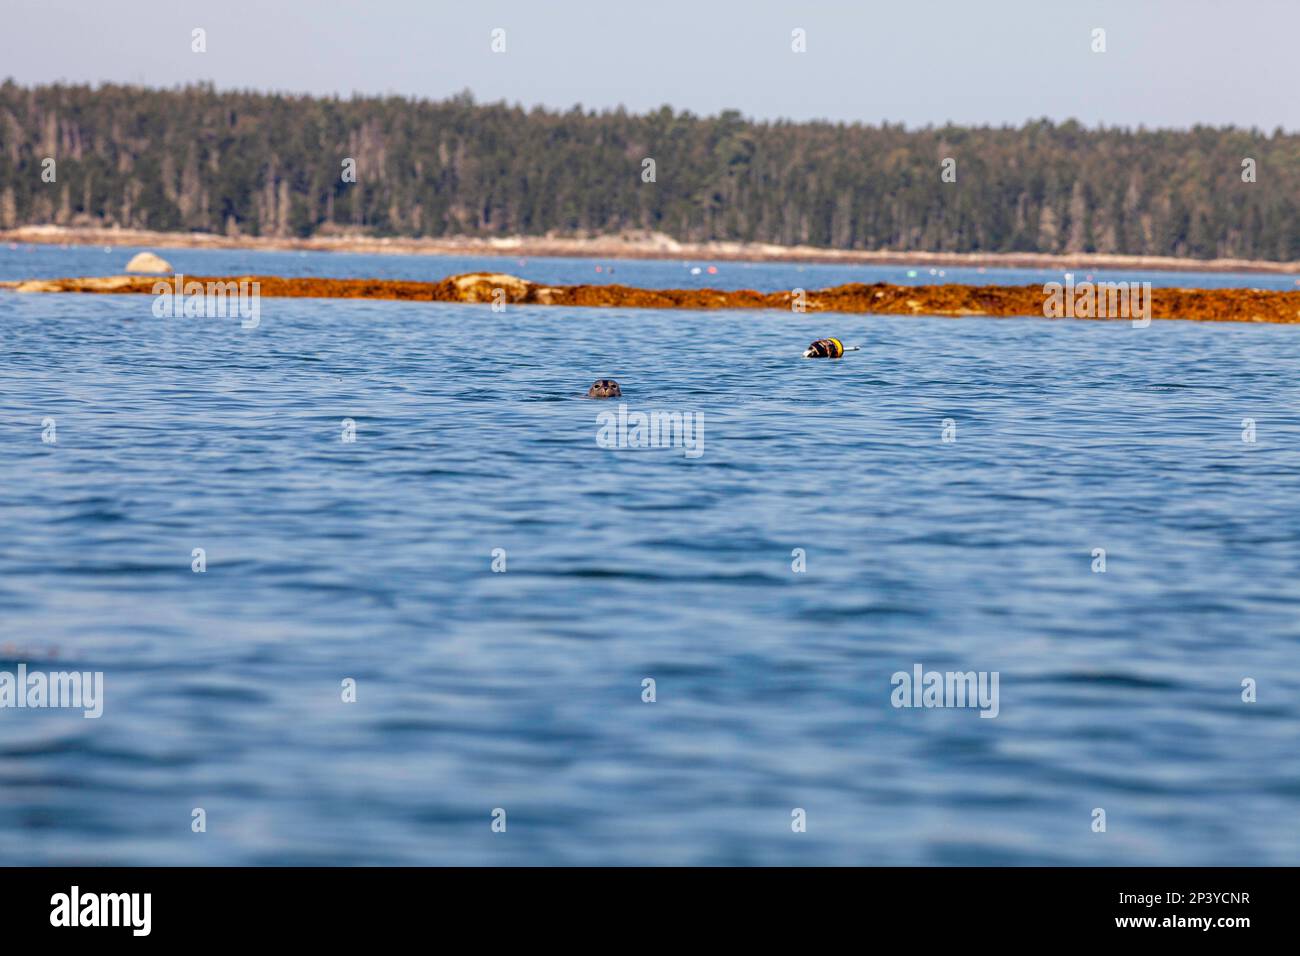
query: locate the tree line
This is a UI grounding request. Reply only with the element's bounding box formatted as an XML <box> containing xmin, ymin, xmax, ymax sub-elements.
<box><xmin>0</xmin><ymin>81</ymin><xmax>1295</xmax><ymax>261</ymax></box>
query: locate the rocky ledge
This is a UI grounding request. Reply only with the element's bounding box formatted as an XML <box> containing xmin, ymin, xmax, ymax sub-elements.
<box><xmin>3</xmin><ymin>272</ymin><xmax>1299</xmax><ymax>324</ymax></box>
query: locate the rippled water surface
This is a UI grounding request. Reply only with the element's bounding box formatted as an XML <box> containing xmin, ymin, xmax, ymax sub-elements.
<box><xmin>1</xmin><ymin>247</ymin><xmax>1298</xmax><ymax>865</ymax></box>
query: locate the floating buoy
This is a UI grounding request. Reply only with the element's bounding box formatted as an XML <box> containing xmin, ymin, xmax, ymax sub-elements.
<box><xmin>803</xmin><ymin>338</ymin><xmax>861</xmax><ymax>359</ymax></box>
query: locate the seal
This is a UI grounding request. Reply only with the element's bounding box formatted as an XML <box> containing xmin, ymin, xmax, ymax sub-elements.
<box><xmin>803</xmin><ymin>338</ymin><xmax>860</xmax><ymax>358</ymax></box>
<box><xmin>588</xmin><ymin>379</ymin><xmax>622</xmax><ymax>398</ymax></box>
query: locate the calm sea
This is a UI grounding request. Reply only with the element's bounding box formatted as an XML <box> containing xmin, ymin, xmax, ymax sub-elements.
<box><xmin>1</xmin><ymin>244</ymin><xmax>1297</xmax><ymax>864</ymax></box>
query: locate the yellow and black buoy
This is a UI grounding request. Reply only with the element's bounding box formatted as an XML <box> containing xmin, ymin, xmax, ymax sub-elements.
<box><xmin>803</xmin><ymin>338</ymin><xmax>860</xmax><ymax>358</ymax></box>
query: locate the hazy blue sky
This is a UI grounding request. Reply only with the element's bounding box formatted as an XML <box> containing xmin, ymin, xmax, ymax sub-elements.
<box><xmin>4</xmin><ymin>0</ymin><xmax>1297</xmax><ymax>130</ymax></box>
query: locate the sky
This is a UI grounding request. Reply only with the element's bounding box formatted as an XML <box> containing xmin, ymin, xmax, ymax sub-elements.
<box><xmin>3</xmin><ymin>0</ymin><xmax>1297</xmax><ymax>131</ymax></box>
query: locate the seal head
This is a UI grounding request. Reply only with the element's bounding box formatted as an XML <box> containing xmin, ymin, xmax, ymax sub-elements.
<box><xmin>588</xmin><ymin>379</ymin><xmax>622</xmax><ymax>398</ymax></box>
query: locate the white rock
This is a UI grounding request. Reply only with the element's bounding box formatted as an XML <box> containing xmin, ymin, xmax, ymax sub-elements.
<box><xmin>125</xmin><ymin>251</ymin><xmax>173</xmax><ymax>274</ymax></box>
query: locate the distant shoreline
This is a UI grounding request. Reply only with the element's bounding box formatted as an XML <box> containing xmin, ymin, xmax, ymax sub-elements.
<box><xmin>4</xmin><ymin>226</ymin><xmax>1298</xmax><ymax>276</ymax></box>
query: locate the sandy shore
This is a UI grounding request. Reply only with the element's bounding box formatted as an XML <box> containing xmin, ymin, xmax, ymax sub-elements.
<box><xmin>5</xmin><ymin>272</ymin><xmax>1300</xmax><ymax>324</ymax></box>
<box><xmin>3</xmin><ymin>225</ymin><xmax>1298</xmax><ymax>276</ymax></box>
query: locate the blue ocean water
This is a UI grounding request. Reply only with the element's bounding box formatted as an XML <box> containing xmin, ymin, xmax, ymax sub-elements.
<box><xmin>5</xmin><ymin>239</ymin><xmax>1300</xmax><ymax>290</ymax></box>
<box><xmin>1</xmin><ymin>245</ymin><xmax>1298</xmax><ymax>865</ymax></box>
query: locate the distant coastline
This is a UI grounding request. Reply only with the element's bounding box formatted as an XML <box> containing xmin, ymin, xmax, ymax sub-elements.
<box><xmin>4</xmin><ymin>226</ymin><xmax>1298</xmax><ymax>276</ymax></box>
